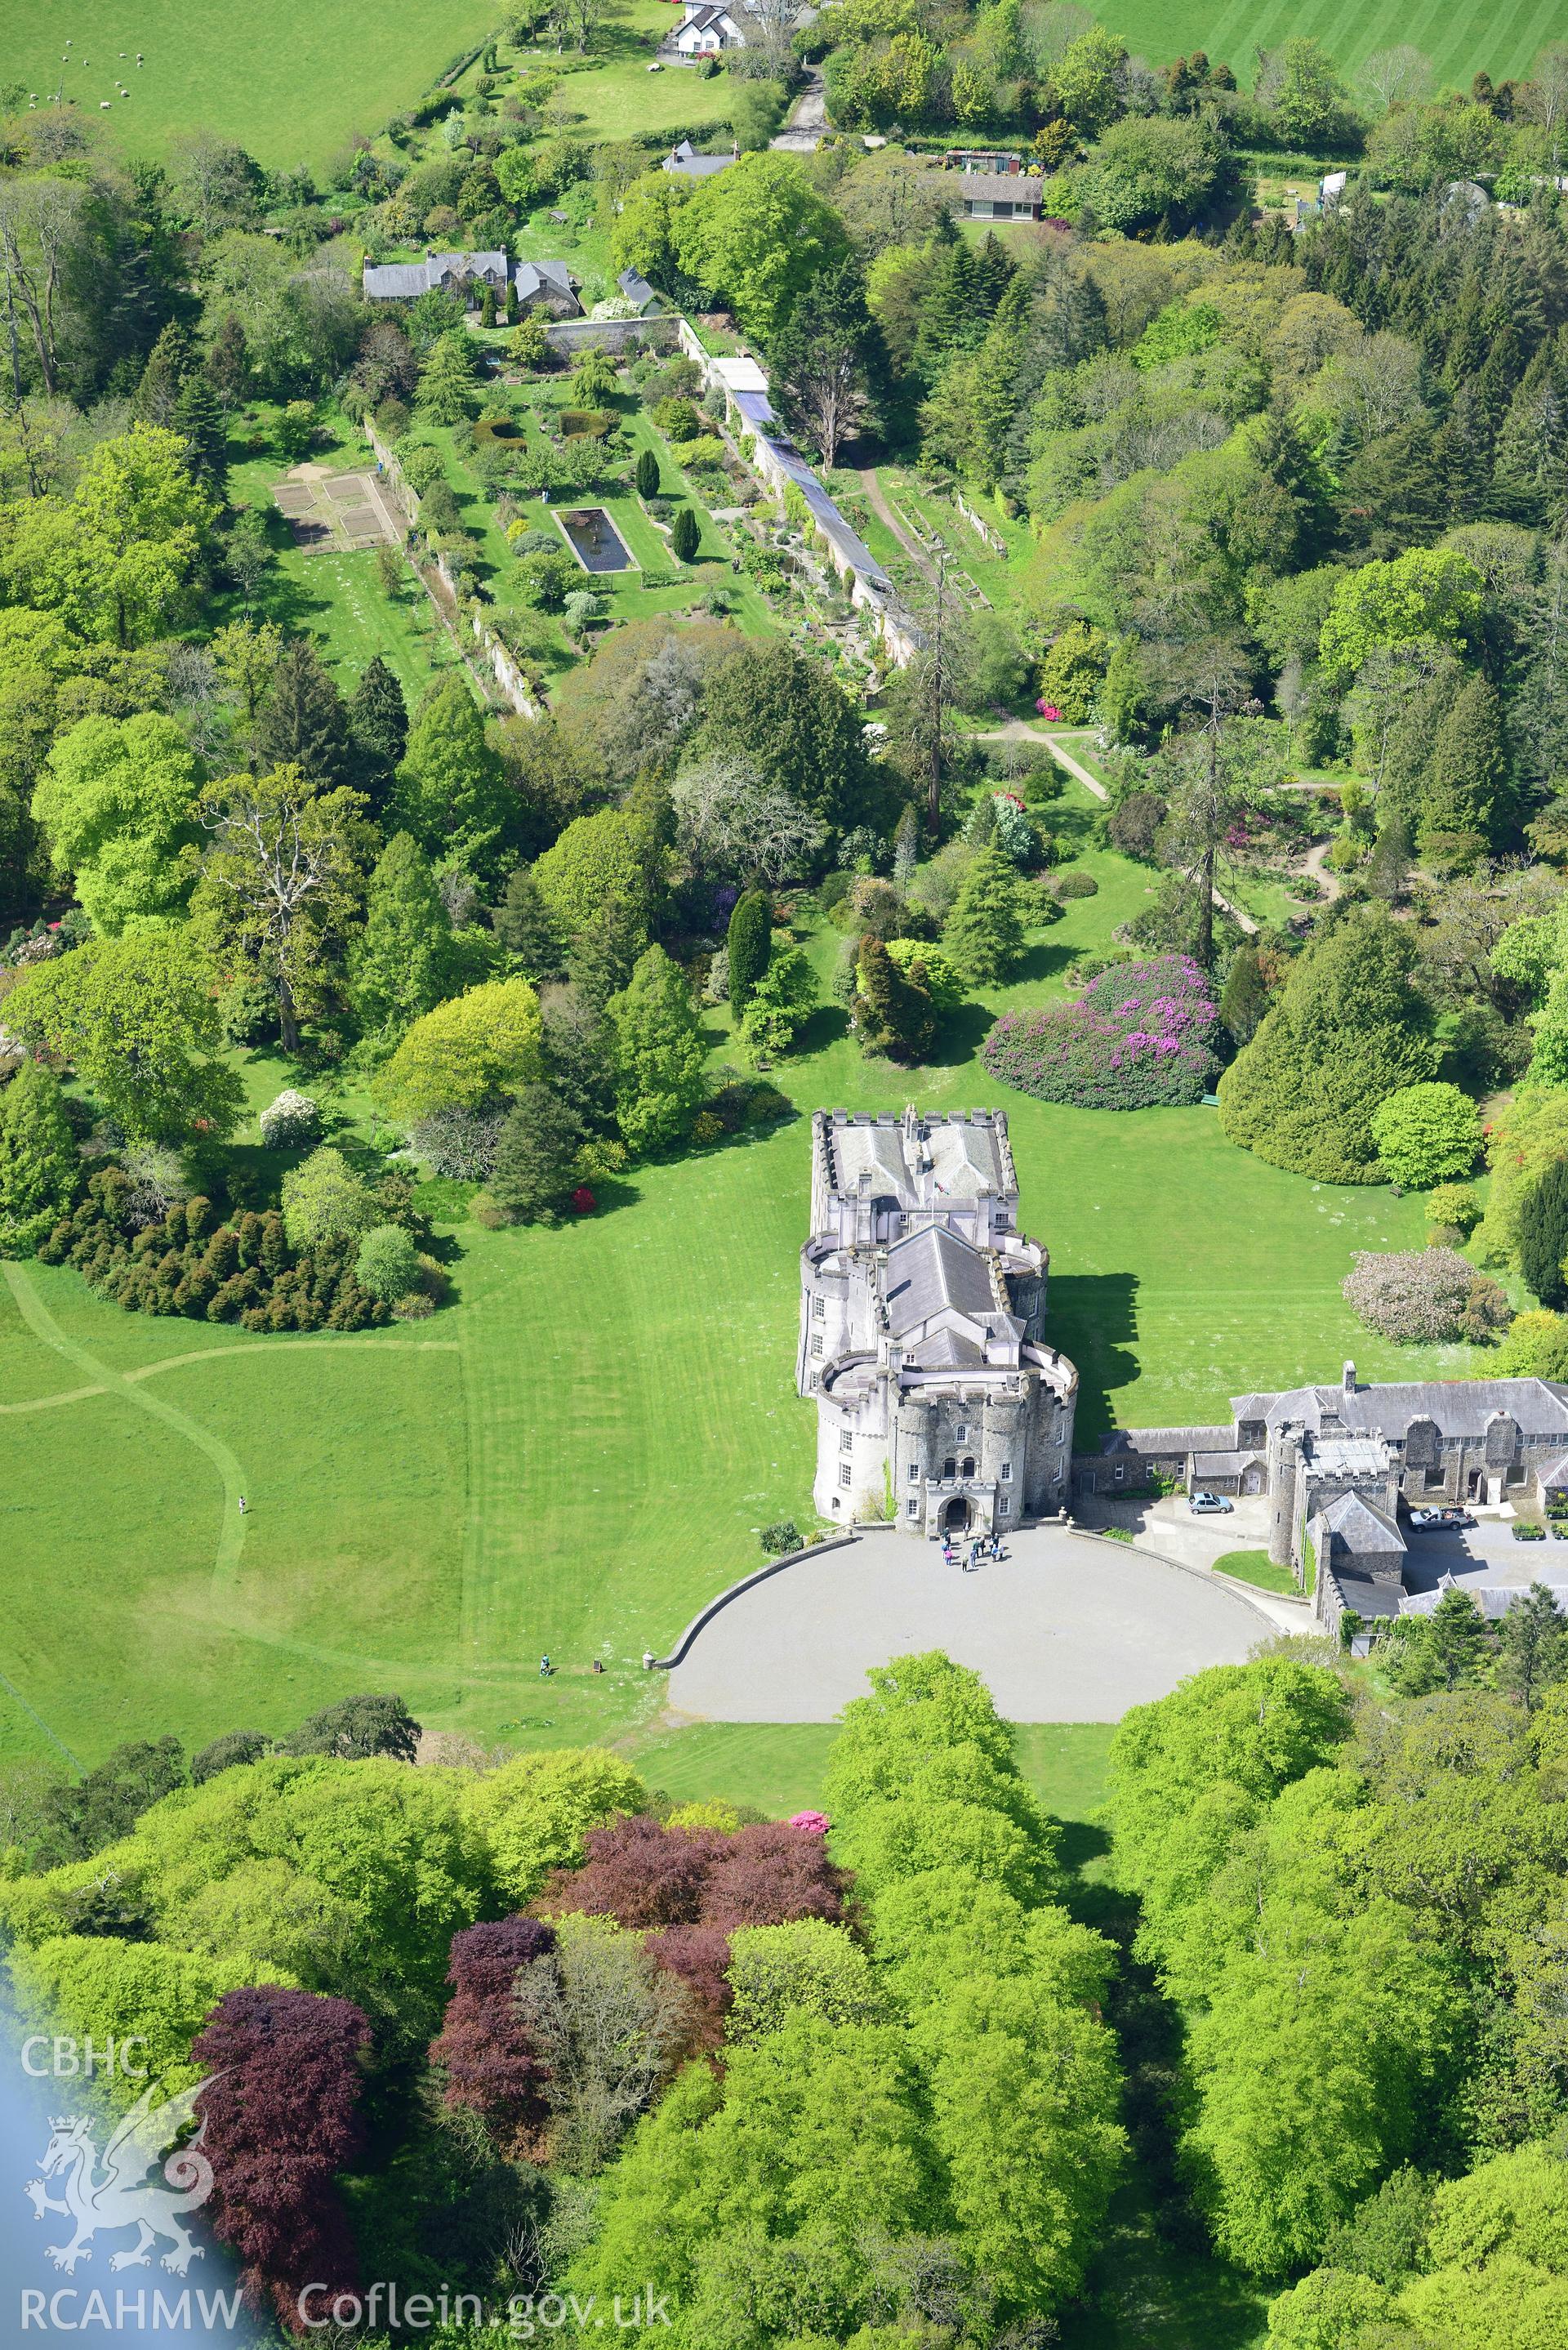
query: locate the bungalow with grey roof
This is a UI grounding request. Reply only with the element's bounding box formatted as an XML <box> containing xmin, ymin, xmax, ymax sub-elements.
<box><xmin>663</xmin><ymin>138</ymin><xmax>738</xmax><ymax>179</ymax></box>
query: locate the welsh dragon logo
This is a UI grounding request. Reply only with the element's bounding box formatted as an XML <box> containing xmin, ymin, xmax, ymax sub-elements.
<box><xmin>24</xmin><ymin>2076</ymin><xmax>220</xmax><ymax>2276</ymax></box>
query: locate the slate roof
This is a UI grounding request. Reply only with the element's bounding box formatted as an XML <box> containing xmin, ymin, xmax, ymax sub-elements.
<box><xmin>363</xmin><ymin>251</ymin><xmax>506</xmax><ymax>300</ymax></box>
<box><xmin>828</xmin><ymin>1112</ymin><xmax>1009</xmax><ymax>1212</ymax></box>
<box><xmin>1315</xmin><ymin>1491</ymin><xmax>1405</xmax><ymax>1555</ymax></box>
<box><xmin>1192</xmin><ymin>1450</ymin><xmax>1264</xmax><ymax>1479</ymax></box>
<box><xmin>1233</xmin><ymin>1379</ymin><xmax>1568</xmax><ymax>1441</ymax></box>
<box><xmin>513</xmin><ymin>258</ymin><xmax>578</xmax><ymax>307</ymax></box>
<box><xmin>882</xmin><ymin>1225</ymin><xmax>997</xmax><ymax>1339</ymax></box>
<box><xmin>1402</xmin><ymin>1568</ymin><xmax>1568</xmax><ymax>1620</ymax></box>
<box><xmin>1325</xmin><ymin>1567</ymin><xmax>1404</xmax><ymax>1621</ymax></box>
<box><xmin>663</xmin><ymin>139</ymin><xmax>737</xmax><ymax>178</ymax></box>
<box><xmin>617</xmin><ymin>265</ymin><xmax>658</xmax><ymax>311</ymax></box>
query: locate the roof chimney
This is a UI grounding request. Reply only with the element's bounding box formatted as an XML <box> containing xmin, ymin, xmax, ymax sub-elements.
<box><xmin>1343</xmin><ymin>1360</ymin><xmax>1356</xmax><ymax>1397</ymax></box>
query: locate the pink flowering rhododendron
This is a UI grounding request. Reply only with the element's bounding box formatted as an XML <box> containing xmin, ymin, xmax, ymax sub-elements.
<box><xmin>1036</xmin><ymin>700</ymin><xmax>1062</xmax><ymax>720</ymax></box>
<box><xmin>788</xmin><ymin>1810</ymin><xmax>831</xmax><ymax>1835</ymax></box>
<box><xmin>982</xmin><ymin>953</ymin><xmax>1218</xmax><ymax>1108</ymax></box>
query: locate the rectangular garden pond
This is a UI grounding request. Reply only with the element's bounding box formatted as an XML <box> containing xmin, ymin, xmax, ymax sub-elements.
<box><xmin>554</xmin><ymin>505</ymin><xmax>638</xmax><ymax>574</ymax></box>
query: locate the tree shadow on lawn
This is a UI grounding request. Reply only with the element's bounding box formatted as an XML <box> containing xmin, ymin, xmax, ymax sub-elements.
<box><xmin>793</xmin><ymin>1004</ymin><xmax>849</xmax><ymax>1057</ymax></box>
<box><xmin>1017</xmin><ymin>934</ymin><xmax>1078</xmax><ymax>986</ymax></box>
<box><xmin>1045</xmin><ymin>1271</ymin><xmax>1139</xmax><ymax>1445</ymax></box>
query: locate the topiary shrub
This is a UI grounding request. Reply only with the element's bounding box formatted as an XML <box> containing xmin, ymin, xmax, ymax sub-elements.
<box><xmin>1052</xmin><ymin>869</ymin><xmax>1098</xmax><ymax>899</ymax></box>
<box><xmin>1343</xmin><ymin>1249</ymin><xmax>1511</xmax><ymax>1345</ymax></box>
<box><xmin>760</xmin><ymin>1520</ymin><xmax>802</xmax><ymax>1555</ymax></box>
<box><xmin>258</xmin><ymin>1090</ymin><xmax>321</xmax><ymax>1148</ymax></box>
<box><xmin>670</xmin><ymin>506</ymin><xmax>700</xmax><ymax>564</ymax></box>
<box><xmin>983</xmin><ymin>953</ymin><xmax>1218</xmax><ymax>1111</ymax></box>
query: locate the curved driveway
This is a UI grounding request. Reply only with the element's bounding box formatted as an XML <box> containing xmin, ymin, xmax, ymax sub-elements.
<box><xmin>666</xmin><ymin>1525</ymin><xmax>1272</xmax><ymax>1723</ymax></box>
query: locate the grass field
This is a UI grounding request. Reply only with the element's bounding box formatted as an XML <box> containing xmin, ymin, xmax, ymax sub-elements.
<box><xmin>1110</xmin><ymin>0</ymin><xmax>1568</xmax><ymax>94</ymax></box>
<box><xmin>0</xmin><ymin>0</ymin><xmax>503</xmax><ymax>169</ymax></box>
<box><xmin>0</xmin><ymin>766</ymin><xmax>1490</xmax><ymax>1777</ymax></box>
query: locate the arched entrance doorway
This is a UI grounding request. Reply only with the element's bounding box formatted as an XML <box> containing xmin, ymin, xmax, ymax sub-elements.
<box><xmin>942</xmin><ymin>1496</ymin><xmax>971</xmax><ymax>1532</ymax></box>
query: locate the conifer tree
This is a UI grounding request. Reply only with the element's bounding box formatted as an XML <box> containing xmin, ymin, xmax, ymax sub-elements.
<box><xmin>609</xmin><ymin>945</ymin><xmax>706</xmax><ymax>1154</ymax></box>
<box><xmin>726</xmin><ymin>888</ymin><xmax>772</xmax><ymax>1018</ymax></box>
<box><xmin>490</xmin><ymin>1082</ymin><xmax>582</xmax><ymax>1221</ymax></box>
<box><xmin>252</xmin><ymin>640</ymin><xmax>353</xmax><ymax>788</ymax></box>
<box><xmin>394</xmin><ymin>675</ymin><xmax>512</xmax><ymax>880</ymax></box>
<box><xmin>1497</xmin><ymin>1581</ymin><xmax>1567</xmax><ymax>1711</ymax></box>
<box><xmin>853</xmin><ymin>934</ymin><xmax>935</xmax><ymax>1061</ymax></box>
<box><xmin>347</xmin><ymin>656</ymin><xmax>408</xmax><ymax>814</ymax></box>
<box><xmin>1218</xmin><ymin>904</ymin><xmax>1435</xmax><ymax>1183</ymax></box>
<box><xmin>131</xmin><ymin>321</ymin><xmax>195</xmax><ymax>429</ymax></box>
<box><xmin>0</xmin><ymin>1060</ymin><xmax>78</xmax><ymax>1243</ymax></box>
<box><xmin>350</xmin><ymin>832</ymin><xmax>452</xmax><ymax>1038</ymax></box>
<box><xmin>1518</xmin><ymin>1155</ymin><xmax>1568</xmax><ymax>1309</ymax></box>
<box><xmin>417</xmin><ymin>330</ymin><xmax>479</xmax><ymax>425</ymax></box>
<box><xmin>493</xmin><ymin>867</ymin><xmax>567</xmax><ymax>979</ymax></box>
<box><xmin>1219</xmin><ymin>943</ymin><xmax>1269</xmax><ymax>1045</ymax></box>
<box><xmin>943</xmin><ymin>845</ymin><xmax>1026</xmax><ymax>983</ymax></box>
<box><xmin>173</xmin><ymin>372</ymin><xmax>228</xmax><ymax>493</ymax></box>
<box><xmin>208</xmin><ymin>312</ymin><xmax>251</xmax><ymax>408</ymax></box>
<box><xmin>670</xmin><ymin>506</ymin><xmax>700</xmax><ymax>564</ymax></box>
<box><xmin>892</xmin><ymin>803</ymin><xmax>919</xmax><ymax>890</ymax></box>
<box><xmin>634</xmin><ymin>447</ymin><xmax>660</xmax><ymax>499</ymax></box>
<box><xmin>1422</xmin><ymin>671</ymin><xmax>1509</xmax><ymax>846</ymax></box>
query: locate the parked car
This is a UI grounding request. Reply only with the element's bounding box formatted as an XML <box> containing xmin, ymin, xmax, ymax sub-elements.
<box><xmin>1408</xmin><ymin>1507</ymin><xmax>1474</xmax><ymax>1530</ymax></box>
<box><xmin>1189</xmin><ymin>1492</ymin><xmax>1233</xmax><ymax>1514</ymax></box>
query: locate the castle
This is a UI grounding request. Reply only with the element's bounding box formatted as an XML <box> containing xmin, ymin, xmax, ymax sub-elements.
<box><xmin>797</xmin><ymin>1108</ymin><xmax>1078</xmax><ymax>1535</ymax></box>
<box><xmin>799</xmin><ymin>1108</ymin><xmax>1568</xmax><ymax>1631</ymax></box>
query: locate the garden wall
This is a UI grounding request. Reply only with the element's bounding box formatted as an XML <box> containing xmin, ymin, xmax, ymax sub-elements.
<box><xmin>674</xmin><ymin>322</ymin><xmax>924</xmax><ymax>667</ymax></box>
<box><xmin>542</xmin><ymin>316</ymin><xmax>682</xmax><ymax>357</ymax></box>
<box><xmin>362</xmin><ymin>420</ymin><xmax>542</xmax><ymax>720</ymax></box>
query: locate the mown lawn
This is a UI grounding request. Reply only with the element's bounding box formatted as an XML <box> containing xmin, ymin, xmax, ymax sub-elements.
<box><xmin>1111</xmin><ymin>0</ymin><xmax>1560</xmax><ymax>93</ymax></box>
<box><xmin>0</xmin><ymin>762</ymin><xmax>1488</xmax><ymax>1775</ymax></box>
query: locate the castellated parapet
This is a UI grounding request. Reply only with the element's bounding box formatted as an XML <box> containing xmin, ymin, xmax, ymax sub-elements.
<box><xmin>797</xmin><ymin>1107</ymin><xmax>1078</xmax><ymax>1536</ymax></box>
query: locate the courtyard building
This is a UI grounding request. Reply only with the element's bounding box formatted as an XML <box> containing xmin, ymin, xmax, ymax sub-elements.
<box><xmin>1076</xmin><ymin>1362</ymin><xmax>1568</xmax><ymax>1635</ymax></box>
<box><xmin>798</xmin><ymin>1108</ymin><xmax>1078</xmax><ymax>1536</ymax></box>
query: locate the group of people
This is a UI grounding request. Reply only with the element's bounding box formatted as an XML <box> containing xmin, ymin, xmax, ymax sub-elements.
<box><xmin>944</xmin><ymin>1530</ymin><xmax>1006</xmax><ymax>1572</ymax></box>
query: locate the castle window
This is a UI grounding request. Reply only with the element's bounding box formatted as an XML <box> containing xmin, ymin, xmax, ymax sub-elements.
<box><xmin>840</xmin><ymin>1429</ymin><xmax>853</xmax><ymax>1452</ymax></box>
<box><xmin>942</xmin><ymin>1456</ymin><xmax>956</xmax><ymax>1479</ymax></box>
<box><xmin>999</xmin><ymin>1494</ymin><xmax>1010</xmax><ymax>1514</ymax></box>
<box><xmin>961</xmin><ymin>1456</ymin><xmax>975</xmax><ymax>1478</ymax></box>
<box><xmin>812</xmin><ymin>1333</ymin><xmax>823</xmax><ymax>1357</ymax></box>
<box><xmin>813</xmin><ymin>1295</ymin><xmax>826</xmax><ymax>1318</ymax></box>
<box><xmin>1114</xmin><ymin>1465</ymin><xmax>1125</xmax><ymax>1484</ymax></box>
<box><xmin>907</xmin><ymin>1461</ymin><xmax>920</xmax><ymax>1482</ymax></box>
<box><xmin>956</xmin><ymin>1425</ymin><xmax>969</xmax><ymax>1442</ymax></box>
<box><xmin>839</xmin><ymin>1464</ymin><xmax>852</xmax><ymax>1488</ymax></box>
<box><xmin>906</xmin><ymin>1499</ymin><xmax>920</xmax><ymax>1517</ymax></box>
<box><xmin>1000</xmin><ymin>1461</ymin><xmax>1012</xmax><ymax>1481</ymax></box>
